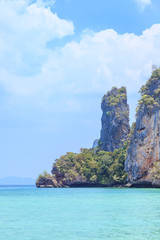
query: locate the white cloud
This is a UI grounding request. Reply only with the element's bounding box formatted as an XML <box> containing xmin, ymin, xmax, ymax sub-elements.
<box><xmin>0</xmin><ymin>0</ymin><xmax>74</xmax><ymax>76</ymax></box>
<box><xmin>43</xmin><ymin>24</ymin><xmax>160</xmax><ymax>96</ymax></box>
<box><xmin>1</xmin><ymin>23</ymin><xmax>160</xmax><ymax>99</ymax></box>
<box><xmin>134</xmin><ymin>0</ymin><xmax>152</xmax><ymax>9</ymax></box>
<box><xmin>0</xmin><ymin>0</ymin><xmax>160</xmax><ymax>116</ymax></box>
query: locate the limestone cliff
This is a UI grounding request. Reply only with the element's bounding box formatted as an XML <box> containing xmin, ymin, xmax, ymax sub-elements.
<box><xmin>36</xmin><ymin>69</ymin><xmax>160</xmax><ymax>188</ymax></box>
<box><xmin>36</xmin><ymin>86</ymin><xmax>130</xmax><ymax>188</ymax></box>
<box><xmin>125</xmin><ymin>67</ymin><xmax>160</xmax><ymax>187</ymax></box>
<box><xmin>99</xmin><ymin>86</ymin><xmax>130</xmax><ymax>151</ymax></box>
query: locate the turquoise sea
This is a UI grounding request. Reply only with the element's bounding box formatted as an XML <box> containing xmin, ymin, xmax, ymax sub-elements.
<box><xmin>0</xmin><ymin>186</ymin><xmax>160</xmax><ymax>240</ymax></box>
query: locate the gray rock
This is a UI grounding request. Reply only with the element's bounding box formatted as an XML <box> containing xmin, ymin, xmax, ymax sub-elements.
<box><xmin>92</xmin><ymin>139</ymin><xmax>99</xmax><ymax>149</ymax></box>
<box><xmin>99</xmin><ymin>86</ymin><xmax>130</xmax><ymax>152</ymax></box>
<box><xmin>125</xmin><ymin>68</ymin><xmax>160</xmax><ymax>185</ymax></box>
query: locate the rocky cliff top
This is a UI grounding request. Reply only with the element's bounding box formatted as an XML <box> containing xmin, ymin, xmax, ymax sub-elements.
<box><xmin>136</xmin><ymin>66</ymin><xmax>160</xmax><ymax>115</ymax></box>
<box><xmin>99</xmin><ymin>86</ymin><xmax>130</xmax><ymax>152</ymax></box>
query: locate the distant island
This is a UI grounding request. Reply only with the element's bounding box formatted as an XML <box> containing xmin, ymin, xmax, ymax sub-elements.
<box><xmin>0</xmin><ymin>176</ymin><xmax>35</xmax><ymax>185</ymax></box>
<box><xmin>36</xmin><ymin>66</ymin><xmax>160</xmax><ymax>188</ymax></box>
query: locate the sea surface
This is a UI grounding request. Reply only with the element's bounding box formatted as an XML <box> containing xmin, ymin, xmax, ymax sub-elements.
<box><xmin>0</xmin><ymin>186</ymin><xmax>160</xmax><ymax>240</ymax></box>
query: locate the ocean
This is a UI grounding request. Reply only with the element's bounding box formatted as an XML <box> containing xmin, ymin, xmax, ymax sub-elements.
<box><xmin>0</xmin><ymin>186</ymin><xmax>160</xmax><ymax>240</ymax></box>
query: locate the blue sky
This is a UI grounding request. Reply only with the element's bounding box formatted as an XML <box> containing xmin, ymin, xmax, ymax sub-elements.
<box><xmin>1</xmin><ymin>0</ymin><xmax>160</xmax><ymax>179</ymax></box>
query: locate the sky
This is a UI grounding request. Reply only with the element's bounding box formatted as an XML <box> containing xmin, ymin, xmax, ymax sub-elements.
<box><xmin>1</xmin><ymin>0</ymin><xmax>160</xmax><ymax>179</ymax></box>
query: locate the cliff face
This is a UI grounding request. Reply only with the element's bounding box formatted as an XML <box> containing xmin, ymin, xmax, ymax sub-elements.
<box><xmin>100</xmin><ymin>87</ymin><xmax>130</xmax><ymax>152</ymax></box>
<box><xmin>125</xmin><ymin>68</ymin><xmax>160</xmax><ymax>187</ymax></box>
<box><xmin>36</xmin><ymin>68</ymin><xmax>160</xmax><ymax>188</ymax></box>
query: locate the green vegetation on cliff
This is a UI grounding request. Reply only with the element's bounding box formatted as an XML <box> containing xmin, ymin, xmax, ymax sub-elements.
<box><xmin>37</xmin><ymin>142</ymin><xmax>128</xmax><ymax>186</ymax></box>
<box><xmin>102</xmin><ymin>86</ymin><xmax>127</xmax><ymax>107</ymax></box>
<box><xmin>140</xmin><ymin>66</ymin><xmax>160</xmax><ymax>96</ymax></box>
<box><xmin>136</xmin><ymin>66</ymin><xmax>160</xmax><ymax>113</ymax></box>
<box><xmin>137</xmin><ymin>94</ymin><xmax>159</xmax><ymax>112</ymax></box>
<box><xmin>36</xmin><ymin>170</ymin><xmax>51</xmax><ymax>183</ymax></box>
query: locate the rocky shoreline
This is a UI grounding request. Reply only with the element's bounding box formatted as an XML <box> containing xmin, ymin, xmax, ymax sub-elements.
<box><xmin>36</xmin><ymin>177</ymin><xmax>160</xmax><ymax>188</ymax></box>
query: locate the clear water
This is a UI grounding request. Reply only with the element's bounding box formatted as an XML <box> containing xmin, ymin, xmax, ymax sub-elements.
<box><xmin>0</xmin><ymin>186</ymin><xmax>160</xmax><ymax>240</ymax></box>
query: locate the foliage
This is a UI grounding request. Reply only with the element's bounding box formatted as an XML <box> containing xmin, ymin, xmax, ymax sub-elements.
<box><xmin>151</xmin><ymin>162</ymin><xmax>160</xmax><ymax>180</ymax></box>
<box><xmin>154</xmin><ymin>88</ymin><xmax>160</xmax><ymax>96</ymax></box>
<box><xmin>36</xmin><ymin>170</ymin><xmax>52</xmax><ymax>182</ymax></box>
<box><xmin>108</xmin><ymin>91</ymin><xmax>127</xmax><ymax>107</ymax></box>
<box><xmin>52</xmin><ymin>142</ymin><xmax>129</xmax><ymax>185</ymax></box>
<box><xmin>102</xmin><ymin>86</ymin><xmax>127</xmax><ymax>107</ymax></box>
<box><xmin>140</xmin><ymin>66</ymin><xmax>160</xmax><ymax>96</ymax></box>
<box><xmin>115</xmin><ymin>108</ymin><xmax>129</xmax><ymax>122</ymax></box>
<box><xmin>138</xmin><ymin>94</ymin><xmax>158</xmax><ymax>108</ymax></box>
<box><xmin>151</xmin><ymin>65</ymin><xmax>160</xmax><ymax>79</ymax></box>
<box><xmin>117</xmin><ymin>86</ymin><xmax>126</xmax><ymax>94</ymax></box>
<box><xmin>137</xmin><ymin>66</ymin><xmax>160</xmax><ymax>114</ymax></box>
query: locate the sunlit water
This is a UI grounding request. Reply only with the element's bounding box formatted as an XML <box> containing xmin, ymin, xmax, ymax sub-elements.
<box><xmin>0</xmin><ymin>186</ymin><xmax>160</xmax><ymax>240</ymax></box>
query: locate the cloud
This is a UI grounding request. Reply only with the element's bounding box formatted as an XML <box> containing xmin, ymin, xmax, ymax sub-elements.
<box><xmin>134</xmin><ymin>0</ymin><xmax>152</xmax><ymax>9</ymax></box>
<box><xmin>0</xmin><ymin>0</ymin><xmax>74</xmax><ymax>77</ymax></box>
<box><xmin>1</xmin><ymin>23</ymin><xmax>160</xmax><ymax>101</ymax></box>
<box><xmin>0</xmin><ymin>0</ymin><xmax>160</xmax><ymax>116</ymax></box>
<box><xmin>42</xmin><ymin>24</ymin><xmax>160</xmax><ymax>96</ymax></box>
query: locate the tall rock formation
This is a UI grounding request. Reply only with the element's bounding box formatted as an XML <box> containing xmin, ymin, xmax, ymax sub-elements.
<box><xmin>36</xmin><ymin>69</ymin><xmax>160</xmax><ymax>188</ymax></box>
<box><xmin>99</xmin><ymin>86</ymin><xmax>130</xmax><ymax>152</ymax></box>
<box><xmin>125</xmin><ymin>67</ymin><xmax>160</xmax><ymax>187</ymax></box>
